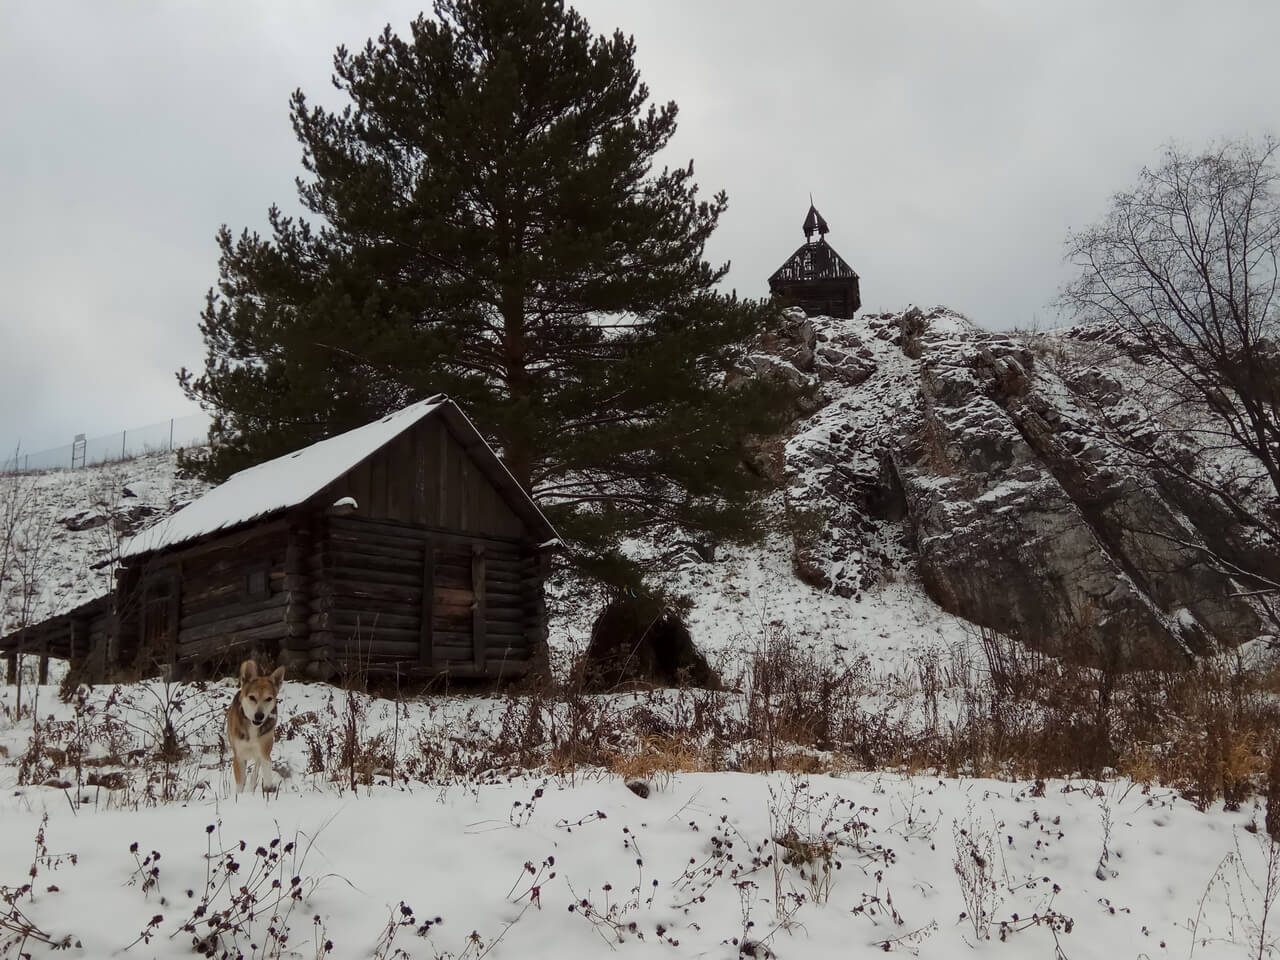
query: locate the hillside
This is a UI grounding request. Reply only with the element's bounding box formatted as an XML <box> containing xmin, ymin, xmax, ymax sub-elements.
<box><xmin>0</xmin><ymin>453</ymin><xmax>207</xmax><ymax>641</ymax></box>
<box><xmin>4</xmin><ymin>304</ymin><xmax>1273</xmax><ymax>673</ymax></box>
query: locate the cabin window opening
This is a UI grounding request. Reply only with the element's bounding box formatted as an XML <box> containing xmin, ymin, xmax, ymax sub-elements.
<box><xmin>245</xmin><ymin>567</ymin><xmax>269</xmax><ymax>599</ymax></box>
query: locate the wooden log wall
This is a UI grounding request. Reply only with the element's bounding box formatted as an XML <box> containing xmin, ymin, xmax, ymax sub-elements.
<box><xmin>171</xmin><ymin>529</ymin><xmax>290</xmax><ymax>666</ymax></box>
<box><xmin>311</xmin><ymin>514</ymin><xmax>540</xmax><ymax>677</ymax></box>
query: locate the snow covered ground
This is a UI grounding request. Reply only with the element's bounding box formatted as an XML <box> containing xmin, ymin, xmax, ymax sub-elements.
<box><xmin>2</xmin><ymin>674</ymin><xmax>1278</xmax><ymax>959</ymax></box>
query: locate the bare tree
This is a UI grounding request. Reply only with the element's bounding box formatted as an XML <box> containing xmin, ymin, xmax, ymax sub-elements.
<box><xmin>1062</xmin><ymin>138</ymin><xmax>1280</xmax><ymax>596</ymax></box>
<box><xmin>0</xmin><ymin>457</ymin><xmax>56</xmax><ymax>706</ymax></box>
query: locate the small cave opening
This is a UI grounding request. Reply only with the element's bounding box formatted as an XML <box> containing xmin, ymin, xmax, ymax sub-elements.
<box><xmin>578</xmin><ymin>597</ymin><xmax>717</xmax><ymax>691</ymax></box>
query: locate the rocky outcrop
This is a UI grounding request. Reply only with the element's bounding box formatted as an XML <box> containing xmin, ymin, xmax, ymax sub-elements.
<box><xmin>770</xmin><ymin>306</ymin><xmax>1270</xmax><ymax>669</ymax></box>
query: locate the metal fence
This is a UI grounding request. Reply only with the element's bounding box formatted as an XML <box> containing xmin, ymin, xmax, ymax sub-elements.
<box><xmin>1</xmin><ymin>413</ymin><xmax>211</xmax><ymax>474</ymax></box>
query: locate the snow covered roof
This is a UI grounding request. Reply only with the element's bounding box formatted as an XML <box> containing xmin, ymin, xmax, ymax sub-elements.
<box><xmin>122</xmin><ymin>396</ymin><xmax>557</xmax><ymax>558</ymax></box>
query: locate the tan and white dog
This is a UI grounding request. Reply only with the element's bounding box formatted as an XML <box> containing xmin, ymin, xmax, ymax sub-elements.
<box><xmin>225</xmin><ymin>660</ymin><xmax>285</xmax><ymax>793</ymax></box>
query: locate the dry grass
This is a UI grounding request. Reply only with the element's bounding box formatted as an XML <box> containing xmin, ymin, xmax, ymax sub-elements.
<box><xmin>9</xmin><ymin>624</ymin><xmax>1280</xmax><ymax>810</ymax></box>
<box><xmin>604</xmin><ymin>734</ymin><xmax>712</xmax><ymax>782</ymax></box>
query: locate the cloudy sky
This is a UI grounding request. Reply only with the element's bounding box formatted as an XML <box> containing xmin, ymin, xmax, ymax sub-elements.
<box><xmin>1</xmin><ymin>0</ymin><xmax>1276</xmax><ymax>456</ymax></box>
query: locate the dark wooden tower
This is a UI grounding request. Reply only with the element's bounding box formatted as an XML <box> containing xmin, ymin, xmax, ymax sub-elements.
<box><xmin>768</xmin><ymin>202</ymin><xmax>861</xmax><ymax>319</ymax></box>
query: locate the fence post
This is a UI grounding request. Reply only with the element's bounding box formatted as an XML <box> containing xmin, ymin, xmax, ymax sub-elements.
<box><xmin>122</xmin><ymin>430</ymin><xmax>127</xmax><ymax>459</ymax></box>
<box><xmin>169</xmin><ymin>418</ymin><xmax>174</xmax><ymax>451</ymax></box>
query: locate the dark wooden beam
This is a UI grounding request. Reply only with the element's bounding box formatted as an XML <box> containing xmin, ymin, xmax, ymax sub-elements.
<box><xmin>167</xmin><ymin>564</ymin><xmax>182</xmax><ymax>674</ymax></box>
<box><xmin>129</xmin><ymin>516</ymin><xmax>291</xmax><ymax>569</ymax></box>
<box><xmin>134</xmin><ymin>577</ymin><xmax>150</xmax><ymax>675</ymax></box>
<box><xmin>472</xmin><ymin>544</ymin><xmax>486</xmax><ymax>672</ymax></box>
<box><xmin>420</xmin><ymin>537</ymin><xmax>434</xmax><ymax>670</ymax></box>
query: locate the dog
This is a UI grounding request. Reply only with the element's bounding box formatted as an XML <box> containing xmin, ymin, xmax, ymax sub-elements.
<box><xmin>225</xmin><ymin>660</ymin><xmax>285</xmax><ymax>793</ymax></box>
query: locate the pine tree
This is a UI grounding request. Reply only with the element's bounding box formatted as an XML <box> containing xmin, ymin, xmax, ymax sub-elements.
<box><xmin>180</xmin><ymin>0</ymin><xmax>795</xmax><ymax>581</ymax></box>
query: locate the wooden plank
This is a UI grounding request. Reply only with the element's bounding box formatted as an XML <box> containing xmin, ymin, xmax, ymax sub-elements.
<box><xmin>323</xmin><ymin>598</ymin><xmax>423</xmax><ymax>622</ymax></box>
<box><xmin>176</xmin><ymin>622</ymin><xmax>289</xmax><ymax>661</ymax></box>
<box><xmin>472</xmin><ymin>544</ymin><xmax>486</xmax><ymax>671</ymax></box>
<box><xmin>433</xmin><ymin>600</ymin><xmax>473</xmax><ymax>621</ymax></box>
<box><xmin>327</xmin><ymin>514</ymin><xmax>527</xmax><ymax>552</ymax></box>
<box><xmin>181</xmin><ymin>585</ymin><xmax>250</xmax><ymax>616</ymax></box>
<box><xmin>68</xmin><ymin>618</ymin><xmax>83</xmax><ymax>664</ymax></box>
<box><xmin>438</xmin><ymin>563</ymin><xmax>528</xmax><ymax>586</ymax></box>
<box><xmin>332</xmin><ymin>634</ymin><xmax>423</xmax><ymax>654</ymax></box>
<box><xmin>480</xmin><ymin>555</ymin><xmax>529</xmax><ymax>572</ymax></box>
<box><xmin>394</xmin><ymin>431</ymin><xmax>414</xmax><ymax>523</ymax></box>
<box><xmin>310</xmin><ymin>609</ymin><xmax>421</xmax><ymax>631</ymax></box>
<box><xmin>325</xmin><ymin>565</ymin><xmax>422</xmax><ymax>588</ymax></box>
<box><xmin>180</xmin><ymin>590</ymin><xmax>288</xmax><ymax>630</ymax></box>
<box><xmin>179</xmin><ymin>606</ymin><xmax>289</xmax><ymax>645</ymax></box>
<box><xmin>438</xmin><ymin>421</ymin><xmax>450</xmax><ymax>528</ymax></box>
<box><xmin>422</xmin><ymin>419</ymin><xmax>441</xmax><ymax>526</ymax></box>
<box><xmin>370</xmin><ymin>448</ymin><xmax>388</xmax><ymax>518</ymax></box>
<box><xmin>458</xmin><ymin>432</ymin><xmax>477</xmax><ymax>533</ymax></box>
<box><xmin>430</xmin><ymin>619</ymin><xmax>472</xmax><ymax>637</ymax></box>
<box><xmin>327</xmin><ymin>514</ymin><xmax>421</xmax><ymax>542</ymax></box>
<box><xmin>429</xmin><ymin>528</ymin><xmax>525</xmax><ymax>553</ymax></box>
<box><xmin>322</xmin><ymin>552</ymin><xmax>422</xmax><ymax>577</ymax></box>
<box><xmin>433</xmin><ymin>586</ymin><xmax>475</xmax><ymax>606</ymax></box>
<box><xmin>134</xmin><ymin>576</ymin><xmax>150</xmax><ymax>674</ymax></box>
<box><xmin>158</xmin><ymin>518</ymin><xmax>290</xmax><ymax>568</ymax></box>
<box><xmin>326</xmin><ymin>637</ymin><xmax>525</xmax><ymax>664</ymax></box>
<box><xmin>325</xmin><ymin>533</ymin><xmax>423</xmax><ymax>561</ymax></box>
<box><xmin>167</xmin><ymin>565</ymin><xmax>182</xmax><ymax>671</ymax></box>
<box><xmin>412</xmin><ymin>423</ymin><xmax>427</xmax><ymax>527</ymax></box>
<box><xmin>284</xmin><ymin>526</ymin><xmax>310</xmax><ymax>647</ymax></box>
<box><xmin>382</xmin><ymin>442</ymin><xmax>398</xmax><ymax>521</ymax></box>
<box><xmin>448</xmin><ymin>427</ymin><xmax>463</xmax><ymax>530</ymax></box>
<box><xmin>420</xmin><ymin>537</ymin><xmax>434</xmax><ymax>669</ymax></box>
<box><xmin>321</xmin><ymin>580</ymin><xmax>423</xmax><ymax>604</ymax></box>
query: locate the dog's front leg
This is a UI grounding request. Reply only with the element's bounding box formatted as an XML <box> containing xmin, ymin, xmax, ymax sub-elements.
<box><xmin>258</xmin><ymin>739</ymin><xmax>278</xmax><ymax>791</ymax></box>
<box><xmin>232</xmin><ymin>748</ymin><xmax>246</xmax><ymax>794</ymax></box>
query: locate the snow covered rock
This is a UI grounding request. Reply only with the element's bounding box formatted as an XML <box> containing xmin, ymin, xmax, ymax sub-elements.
<box><xmin>768</xmin><ymin>306</ymin><xmax>1269</xmax><ymax>668</ymax></box>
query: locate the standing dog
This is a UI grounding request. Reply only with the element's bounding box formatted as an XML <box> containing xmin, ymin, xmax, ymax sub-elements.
<box><xmin>226</xmin><ymin>660</ymin><xmax>285</xmax><ymax>793</ymax></box>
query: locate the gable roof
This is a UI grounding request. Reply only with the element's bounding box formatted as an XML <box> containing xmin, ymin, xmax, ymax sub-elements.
<box><xmin>122</xmin><ymin>396</ymin><xmax>558</xmax><ymax>559</ymax></box>
<box><xmin>768</xmin><ymin>238</ymin><xmax>859</xmax><ymax>287</ymax></box>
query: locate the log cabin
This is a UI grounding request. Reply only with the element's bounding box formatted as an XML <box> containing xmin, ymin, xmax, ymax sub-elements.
<box><xmin>1</xmin><ymin>396</ymin><xmax>559</xmax><ymax>684</ymax></box>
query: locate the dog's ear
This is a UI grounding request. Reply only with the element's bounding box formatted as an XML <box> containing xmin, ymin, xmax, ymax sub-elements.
<box><xmin>239</xmin><ymin>661</ymin><xmax>260</xmax><ymax>684</ymax></box>
<box><xmin>269</xmin><ymin>665</ymin><xmax>286</xmax><ymax>687</ymax></box>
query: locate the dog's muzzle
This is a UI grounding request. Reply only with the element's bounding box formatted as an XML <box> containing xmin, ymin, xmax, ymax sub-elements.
<box><xmin>253</xmin><ymin>713</ymin><xmax>265</xmax><ymax>725</ymax></box>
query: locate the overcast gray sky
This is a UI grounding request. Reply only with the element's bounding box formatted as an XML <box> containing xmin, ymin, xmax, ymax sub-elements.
<box><xmin>2</xmin><ymin>0</ymin><xmax>1276</xmax><ymax>456</ymax></box>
